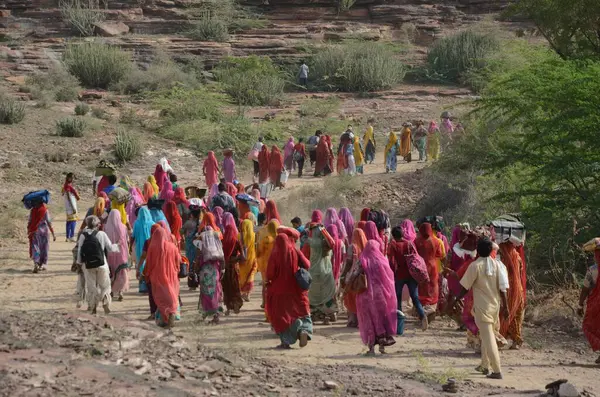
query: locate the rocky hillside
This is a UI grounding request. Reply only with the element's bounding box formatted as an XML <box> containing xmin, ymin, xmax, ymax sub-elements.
<box><xmin>0</xmin><ymin>0</ymin><xmax>510</xmax><ymax>75</ymax></box>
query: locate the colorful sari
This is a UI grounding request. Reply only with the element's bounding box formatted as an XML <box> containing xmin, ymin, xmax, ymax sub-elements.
<box><xmin>266</xmin><ymin>234</ymin><xmax>313</xmax><ymax>346</ymax></box>
<box><xmin>414</xmin><ymin>223</ymin><xmax>444</xmax><ymax>314</ymax></box>
<box><xmin>203</xmin><ymin>151</ymin><xmax>220</xmax><ymax>188</ymax></box>
<box><xmin>353</xmin><ymin>136</ymin><xmax>365</xmax><ymax>174</ymax></box>
<box><xmin>342</xmin><ymin>228</ymin><xmax>367</xmax><ymax>327</ymax></box>
<box><xmin>238</xmin><ymin>220</ymin><xmax>257</xmax><ymax>295</ymax></box>
<box><xmin>147</xmin><ymin>176</ymin><xmax>159</xmax><ymax>197</ymax></box>
<box><xmin>583</xmin><ymin>263</ymin><xmax>600</xmax><ymax>352</ymax></box>
<box><xmin>28</xmin><ymin>204</ymin><xmax>50</xmax><ymax>267</ymax></box>
<box><xmin>283</xmin><ymin>137</ymin><xmax>295</xmax><ymax>172</ymax></box>
<box><xmin>154</xmin><ymin>164</ymin><xmax>166</xmax><ymax>192</ymax></box>
<box><xmin>222</xmin><ymin>224</ymin><xmax>243</xmax><ymax>314</ymax></box>
<box><xmin>223</xmin><ymin>154</ymin><xmax>236</xmax><ymax>183</ymax></box>
<box><xmin>164</xmin><ymin>201</ymin><xmax>182</xmax><ymax>248</ymax></box>
<box><xmin>363</xmin><ymin>125</ymin><xmax>376</xmax><ymax>163</ymax></box>
<box><xmin>258</xmin><ymin>146</ymin><xmax>270</xmax><ymax>184</ymax></box>
<box><xmin>326</xmin><ymin>224</ymin><xmax>344</xmax><ymax>282</ymax></box>
<box><xmin>499</xmin><ymin>242</ymin><xmax>525</xmax><ymax>346</ymax></box>
<box><xmin>308</xmin><ymin>226</ymin><xmax>338</xmax><ymax>319</ymax></box>
<box><xmin>269</xmin><ymin>146</ymin><xmax>284</xmax><ymax>187</ymax></box>
<box><xmin>314</xmin><ymin>138</ymin><xmax>332</xmax><ymax>176</ymax></box>
<box><xmin>427</xmin><ymin>121</ymin><xmax>441</xmax><ymax>161</ymax></box>
<box><xmin>198</xmin><ymin>227</ymin><xmax>224</xmax><ymax>318</ymax></box>
<box><xmin>265</xmin><ymin>200</ymin><xmax>281</xmax><ymax>224</ymax></box>
<box><xmin>399</xmin><ymin>127</ymin><xmax>412</xmax><ymax>160</ymax></box>
<box><xmin>105</xmin><ymin>210</ymin><xmax>130</xmax><ymax>296</ymax></box>
<box><xmin>339</xmin><ymin>207</ymin><xmax>355</xmax><ymax>243</ymax></box>
<box><xmin>384</xmin><ymin>132</ymin><xmax>400</xmax><ymax>172</ymax></box>
<box><xmin>355</xmin><ymin>241</ymin><xmax>397</xmax><ymax>347</ymax></box>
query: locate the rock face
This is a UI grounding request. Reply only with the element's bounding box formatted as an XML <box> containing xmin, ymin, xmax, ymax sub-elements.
<box><xmin>0</xmin><ymin>0</ymin><xmax>510</xmax><ymax>77</ymax></box>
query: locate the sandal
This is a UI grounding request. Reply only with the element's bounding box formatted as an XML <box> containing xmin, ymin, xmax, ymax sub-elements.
<box><xmin>486</xmin><ymin>372</ymin><xmax>502</xmax><ymax>379</ymax></box>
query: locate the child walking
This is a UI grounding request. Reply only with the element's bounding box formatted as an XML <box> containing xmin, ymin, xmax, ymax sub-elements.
<box><xmin>62</xmin><ymin>172</ymin><xmax>80</xmax><ymax>242</ymax></box>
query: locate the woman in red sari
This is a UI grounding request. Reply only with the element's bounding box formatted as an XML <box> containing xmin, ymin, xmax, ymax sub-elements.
<box><xmin>264</xmin><ymin>200</ymin><xmax>281</xmax><ymax>223</ymax></box>
<box><xmin>143</xmin><ymin>227</ymin><xmax>181</xmax><ymax>328</ymax></box>
<box><xmin>342</xmin><ymin>228</ymin><xmax>367</xmax><ymax>328</ymax></box>
<box><xmin>203</xmin><ymin>151</ymin><xmax>220</xmax><ymax>188</ymax></box>
<box><xmin>221</xmin><ymin>224</ymin><xmax>244</xmax><ymax>315</ymax></box>
<box><xmin>314</xmin><ymin>136</ymin><xmax>332</xmax><ymax>177</ymax></box>
<box><xmin>258</xmin><ymin>145</ymin><xmax>270</xmax><ymax>184</ymax></box>
<box><xmin>498</xmin><ymin>241</ymin><xmax>525</xmax><ymax>349</ymax></box>
<box><xmin>414</xmin><ymin>223</ymin><xmax>445</xmax><ymax>320</ymax></box>
<box><xmin>266</xmin><ymin>233</ymin><xmax>312</xmax><ymax>349</ymax></box>
<box><xmin>269</xmin><ymin>146</ymin><xmax>284</xmax><ymax>188</ymax></box>
<box><xmin>580</xmin><ymin>238</ymin><xmax>600</xmax><ymax>364</ymax></box>
<box><xmin>164</xmin><ymin>201</ymin><xmax>183</xmax><ymax>249</ymax></box>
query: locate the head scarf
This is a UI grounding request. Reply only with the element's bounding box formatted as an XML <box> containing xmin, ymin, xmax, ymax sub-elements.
<box><xmin>164</xmin><ymin>201</ymin><xmax>182</xmax><ymax>244</ymax></box>
<box><xmin>419</xmin><ymin>222</ymin><xmax>433</xmax><ymax>239</ymax></box>
<box><xmin>258</xmin><ymin>145</ymin><xmax>271</xmax><ymax>184</ymax></box>
<box><xmin>132</xmin><ymin>206</ymin><xmax>155</xmax><ymax>262</ymax></box>
<box><xmin>277</xmin><ymin>226</ymin><xmax>301</xmax><ymax>241</ymax></box>
<box><xmin>204</xmin><ymin>151</ymin><xmax>219</xmax><ymax>170</ymax></box>
<box><xmin>251</xmin><ymin>188</ymin><xmax>265</xmax><ymax>213</ymax></box>
<box><xmin>357</xmin><ymin>220</ymin><xmax>367</xmax><ymax>232</ymax></box>
<box><xmin>98</xmin><ymin>191</ymin><xmax>110</xmax><ymax>209</ymax></box>
<box><xmin>284</xmin><ymin>137</ymin><xmax>295</xmax><ymax>158</ymax></box>
<box><xmin>236</xmin><ymin>183</ymin><xmax>245</xmax><ymax>194</ymax></box>
<box><xmin>222</xmin><ymin>212</ymin><xmax>238</xmax><ymax>235</ymax></box>
<box><xmin>211</xmin><ymin>206</ymin><xmax>224</xmax><ymax>231</ymax></box>
<box><xmin>324</xmin><ymin>208</ymin><xmax>339</xmax><ymax>229</ymax></box>
<box><xmin>28</xmin><ymin>203</ymin><xmax>47</xmax><ymax>251</ymax></box>
<box><xmin>245</xmin><ymin>212</ymin><xmax>257</xmax><ymax>226</ymax></box>
<box><xmin>400</xmin><ymin>219</ymin><xmax>417</xmax><ymax>242</ymax></box>
<box><xmin>265</xmin><ymin>200</ymin><xmax>281</xmax><ymax>223</ymax></box>
<box><xmin>311</xmin><ymin>210</ymin><xmax>323</xmax><ymax>224</ymax></box>
<box><xmin>269</xmin><ymin>146</ymin><xmax>284</xmax><ymax>178</ymax></box>
<box><xmin>385</xmin><ymin>131</ymin><xmax>398</xmax><ymax>156</ymax></box>
<box><xmin>154</xmin><ymin>164</ymin><xmax>166</xmax><ymax>191</ymax></box>
<box><xmin>200</xmin><ymin>212</ymin><xmax>221</xmax><ymax>238</ymax></box>
<box><xmin>353</xmin><ymin>136</ymin><xmax>364</xmax><ymax>166</ymax></box>
<box><xmin>93</xmin><ymin>197</ymin><xmax>105</xmax><ymax>218</ymax></box>
<box><xmin>364</xmin><ymin>221</ymin><xmax>383</xmax><ymax>250</ymax></box>
<box><xmin>209</xmin><ymin>183</ymin><xmax>219</xmax><ymax>202</ymax></box>
<box><xmin>172</xmin><ymin>187</ymin><xmax>189</xmax><ymax>208</ymax></box>
<box><xmin>147</xmin><ymin>175</ymin><xmax>159</xmax><ymax>196</ymax></box>
<box><xmin>360</xmin><ymin>208</ymin><xmax>370</xmax><ymax>222</ymax></box>
<box><xmin>326</xmin><ymin>224</ymin><xmax>344</xmax><ymax>281</ymax></box>
<box><xmin>119</xmin><ymin>175</ymin><xmax>133</xmax><ymax>191</ymax></box>
<box><xmin>142</xmin><ymin>182</ymin><xmax>155</xmax><ymax>202</ymax></box>
<box><xmin>111</xmin><ymin>200</ymin><xmax>127</xmax><ymax>225</ymax></box>
<box><xmin>339</xmin><ymin>208</ymin><xmax>355</xmax><ymax>241</ymax></box>
<box><xmin>159</xmin><ymin>180</ymin><xmax>174</xmax><ymax>202</ymax></box>
<box><xmin>352</xmin><ymin>228</ymin><xmax>368</xmax><ymax>259</ymax></box>
<box><xmin>105</xmin><ymin>209</ymin><xmax>128</xmax><ymax>265</ymax></box>
<box><xmin>442</xmin><ymin>118</ymin><xmax>454</xmax><ymax>133</ymax></box>
<box><xmin>127</xmin><ymin>187</ymin><xmax>144</xmax><ymax>226</ymax></box>
<box><xmin>428</xmin><ymin>121</ymin><xmax>439</xmax><ymax>134</ymax></box>
<box><xmin>240</xmin><ymin>219</ymin><xmax>256</xmax><ymax>265</ymax></box>
<box><xmin>226</xmin><ymin>182</ymin><xmax>237</xmax><ymax>200</ymax></box>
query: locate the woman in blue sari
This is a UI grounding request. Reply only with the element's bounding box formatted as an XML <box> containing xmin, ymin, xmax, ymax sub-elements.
<box><xmin>384</xmin><ymin>131</ymin><xmax>400</xmax><ymax>173</ymax></box>
<box><xmin>132</xmin><ymin>206</ymin><xmax>155</xmax><ymax>293</ymax></box>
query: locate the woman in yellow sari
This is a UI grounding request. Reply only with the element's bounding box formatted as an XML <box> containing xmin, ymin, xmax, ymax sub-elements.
<box><xmin>353</xmin><ymin>136</ymin><xmax>365</xmax><ymax>175</ymax></box>
<box><xmin>363</xmin><ymin>124</ymin><xmax>376</xmax><ymax>164</ymax></box>
<box><xmin>147</xmin><ymin>175</ymin><xmax>160</xmax><ymax>196</ymax></box>
<box><xmin>257</xmin><ymin>220</ymin><xmax>279</xmax><ymax>314</ymax></box>
<box><xmin>427</xmin><ymin>121</ymin><xmax>441</xmax><ymax>161</ymax></box>
<box><xmin>384</xmin><ymin>131</ymin><xmax>400</xmax><ymax>173</ymax></box>
<box><xmin>238</xmin><ymin>219</ymin><xmax>257</xmax><ymax>301</ymax></box>
<box><xmin>399</xmin><ymin>123</ymin><xmax>412</xmax><ymax>162</ymax></box>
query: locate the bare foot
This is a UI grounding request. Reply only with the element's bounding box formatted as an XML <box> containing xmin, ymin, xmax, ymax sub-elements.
<box><xmin>379</xmin><ymin>345</ymin><xmax>386</xmax><ymax>354</ymax></box>
<box><xmin>168</xmin><ymin>314</ymin><xmax>176</xmax><ymax>329</ymax></box>
<box><xmin>103</xmin><ymin>304</ymin><xmax>111</xmax><ymax>314</ymax></box>
<box><xmin>421</xmin><ymin>316</ymin><xmax>429</xmax><ymax>332</ymax></box>
<box><xmin>509</xmin><ymin>342</ymin><xmax>521</xmax><ymax>350</ymax></box>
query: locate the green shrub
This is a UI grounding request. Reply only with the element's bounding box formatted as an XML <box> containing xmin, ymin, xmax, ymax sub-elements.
<box><xmin>115</xmin><ymin>56</ymin><xmax>198</xmax><ymax>95</ymax></box>
<box><xmin>25</xmin><ymin>65</ymin><xmax>81</xmax><ymax>102</ymax></box>
<box><xmin>299</xmin><ymin>97</ymin><xmax>341</xmax><ymax>118</ymax></box>
<box><xmin>59</xmin><ymin>0</ymin><xmax>105</xmax><ymax>37</ymax></box>
<box><xmin>311</xmin><ymin>42</ymin><xmax>406</xmax><ymax>92</ymax></box>
<box><xmin>119</xmin><ymin>107</ymin><xmax>139</xmax><ymax>124</ymax></box>
<box><xmin>215</xmin><ymin>56</ymin><xmax>285</xmax><ymax>106</ymax></box>
<box><xmin>63</xmin><ymin>42</ymin><xmax>131</xmax><ymax>89</ymax></box>
<box><xmin>32</xmin><ymin>89</ymin><xmax>55</xmax><ymax>109</ymax></box>
<box><xmin>74</xmin><ymin>102</ymin><xmax>89</xmax><ymax>115</ymax></box>
<box><xmin>151</xmin><ymin>86</ymin><xmax>224</xmax><ymax>125</ymax></box>
<box><xmin>0</xmin><ymin>96</ymin><xmax>25</xmax><ymax>124</ymax></box>
<box><xmin>427</xmin><ymin>30</ymin><xmax>499</xmax><ymax>82</ymax></box>
<box><xmin>185</xmin><ymin>16</ymin><xmax>229</xmax><ymax>42</ymax></box>
<box><xmin>114</xmin><ymin>129</ymin><xmax>141</xmax><ymax>162</ymax></box>
<box><xmin>56</xmin><ymin>117</ymin><xmax>86</xmax><ymax>137</ymax></box>
<box><xmin>91</xmin><ymin>106</ymin><xmax>110</xmax><ymax>120</ymax></box>
<box><xmin>338</xmin><ymin>0</ymin><xmax>357</xmax><ymax>12</ymax></box>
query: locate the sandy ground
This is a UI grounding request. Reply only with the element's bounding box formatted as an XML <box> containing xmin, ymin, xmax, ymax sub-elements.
<box><xmin>1</xmin><ymin>150</ymin><xmax>598</xmax><ymax>396</ymax></box>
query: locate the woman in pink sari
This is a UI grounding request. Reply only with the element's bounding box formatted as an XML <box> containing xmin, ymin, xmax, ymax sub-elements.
<box><xmin>222</xmin><ymin>151</ymin><xmax>237</xmax><ymax>183</ymax></box>
<box><xmin>203</xmin><ymin>151</ymin><xmax>220</xmax><ymax>188</ymax></box>
<box><xmin>143</xmin><ymin>227</ymin><xmax>181</xmax><ymax>328</ymax></box>
<box><xmin>324</xmin><ymin>208</ymin><xmax>347</xmax><ymax>243</ymax></box>
<box><xmin>104</xmin><ymin>210</ymin><xmax>130</xmax><ymax>301</ymax></box>
<box><xmin>354</xmin><ymin>240</ymin><xmax>397</xmax><ymax>354</ymax></box>
<box><xmin>159</xmin><ymin>180</ymin><xmax>174</xmax><ymax>202</ymax></box>
<box><xmin>326</xmin><ymin>224</ymin><xmax>344</xmax><ymax>282</ymax></box>
<box><xmin>339</xmin><ymin>208</ymin><xmax>355</xmax><ymax>243</ymax></box>
<box><xmin>154</xmin><ymin>164</ymin><xmax>166</xmax><ymax>192</ymax></box>
<box><xmin>364</xmin><ymin>221</ymin><xmax>384</xmax><ymax>253</ymax></box>
<box><xmin>126</xmin><ymin>187</ymin><xmax>144</xmax><ymax>227</ymax></box>
<box><xmin>283</xmin><ymin>137</ymin><xmax>295</xmax><ymax>173</ymax></box>
<box><xmin>400</xmin><ymin>219</ymin><xmax>416</xmax><ymax>242</ymax></box>
<box><xmin>222</xmin><ymin>212</ymin><xmax>238</xmax><ymax>235</ymax></box>
<box><xmin>251</xmin><ymin>188</ymin><xmax>265</xmax><ymax>213</ymax></box>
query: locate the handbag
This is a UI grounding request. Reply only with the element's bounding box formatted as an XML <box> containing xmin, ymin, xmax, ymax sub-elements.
<box><xmin>179</xmin><ymin>256</ymin><xmax>189</xmax><ymax>279</ymax></box>
<box><xmin>248</xmin><ymin>148</ymin><xmax>259</xmax><ymax>161</ymax></box>
<box><xmin>347</xmin><ymin>267</ymin><xmax>368</xmax><ymax>294</ymax></box>
<box><xmin>295</xmin><ymin>267</ymin><xmax>312</xmax><ymax>290</ymax></box>
<box><xmin>280</xmin><ymin>170</ymin><xmax>289</xmax><ymax>185</ymax></box>
<box><xmin>201</xmin><ymin>230</ymin><xmax>224</xmax><ymax>262</ymax></box>
<box><xmin>405</xmin><ymin>242</ymin><xmax>429</xmax><ymax>284</ymax></box>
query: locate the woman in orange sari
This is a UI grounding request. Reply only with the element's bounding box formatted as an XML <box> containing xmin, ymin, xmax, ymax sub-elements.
<box><xmin>399</xmin><ymin>123</ymin><xmax>412</xmax><ymax>162</ymax></box>
<box><xmin>164</xmin><ymin>201</ymin><xmax>183</xmax><ymax>249</ymax></box>
<box><xmin>415</xmin><ymin>223</ymin><xmax>445</xmax><ymax>320</ymax></box>
<box><xmin>498</xmin><ymin>240</ymin><xmax>525</xmax><ymax>349</ymax></box>
<box><xmin>258</xmin><ymin>145</ymin><xmax>270</xmax><ymax>184</ymax></box>
<box><xmin>269</xmin><ymin>146</ymin><xmax>284</xmax><ymax>188</ymax></box>
<box><xmin>203</xmin><ymin>151</ymin><xmax>220</xmax><ymax>188</ymax></box>
<box><xmin>143</xmin><ymin>227</ymin><xmax>181</xmax><ymax>328</ymax></box>
<box><xmin>313</xmin><ymin>137</ymin><xmax>331</xmax><ymax>177</ymax></box>
<box><xmin>341</xmin><ymin>228</ymin><xmax>367</xmax><ymax>328</ymax></box>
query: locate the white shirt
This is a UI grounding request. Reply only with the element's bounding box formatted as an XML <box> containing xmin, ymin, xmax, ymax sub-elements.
<box><xmin>77</xmin><ymin>228</ymin><xmax>120</xmax><ymax>268</ymax></box>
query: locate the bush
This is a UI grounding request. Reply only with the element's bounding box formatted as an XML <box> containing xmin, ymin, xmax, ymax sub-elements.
<box><xmin>59</xmin><ymin>0</ymin><xmax>105</xmax><ymax>37</ymax></box>
<box><xmin>215</xmin><ymin>56</ymin><xmax>285</xmax><ymax>106</ymax></box>
<box><xmin>426</xmin><ymin>30</ymin><xmax>499</xmax><ymax>82</ymax></box>
<box><xmin>299</xmin><ymin>97</ymin><xmax>341</xmax><ymax>118</ymax></box>
<box><xmin>56</xmin><ymin>117</ymin><xmax>86</xmax><ymax>137</ymax></box>
<box><xmin>151</xmin><ymin>86</ymin><xmax>224</xmax><ymax>125</ymax></box>
<box><xmin>119</xmin><ymin>107</ymin><xmax>139</xmax><ymax>125</ymax></box>
<box><xmin>115</xmin><ymin>56</ymin><xmax>198</xmax><ymax>95</ymax></box>
<box><xmin>311</xmin><ymin>42</ymin><xmax>406</xmax><ymax>92</ymax></box>
<box><xmin>63</xmin><ymin>42</ymin><xmax>131</xmax><ymax>89</ymax></box>
<box><xmin>185</xmin><ymin>17</ymin><xmax>229</xmax><ymax>42</ymax></box>
<box><xmin>74</xmin><ymin>102</ymin><xmax>89</xmax><ymax>115</ymax></box>
<box><xmin>337</xmin><ymin>0</ymin><xmax>357</xmax><ymax>12</ymax></box>
<box><xmin>114</xmin><ymin>129</ymin><xmax>141</xmax><ymax>162</ymax></box>
<box><xmin>25</xmin><ymin>65</ymin><xmax>81</xmax><ymax>102</ymax></box>
<box><xmin>91</xmin><ymin>106</ymin><xmax>110</xmax><ymax>120</ymax></box>
<box><xmin>0</xmin><ymin>96</ymin><xmax>25</xmax><ymax>124</ymax></box>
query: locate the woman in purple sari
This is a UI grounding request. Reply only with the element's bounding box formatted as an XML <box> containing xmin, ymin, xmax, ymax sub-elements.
<box><xmin>223</xmin><ymin>151</ymin><xmax>237</xmax><ymax>184</ymax></box>
<box><xmin>283</xmin><ymin>137</ymin><xmax>295</xmax><ymax>173</ymax></box>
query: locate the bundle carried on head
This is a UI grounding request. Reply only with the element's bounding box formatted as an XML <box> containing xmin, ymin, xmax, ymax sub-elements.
<box><xmin>22</xmin><ymin>190</ymin><xmax>50</xmax><ymax>209</ymax></box>
<box><xmin>95</xmin><ymin>159</ymin><xmax>117</xmax><ymax>177</ymax></box>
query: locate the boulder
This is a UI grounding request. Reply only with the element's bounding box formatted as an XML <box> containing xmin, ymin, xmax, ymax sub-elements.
<box><xmin>557</xmin><ymin>383</ymin><xmax>580</xmax><ymax>397</ymax></box>
<box><xmin>93</xmin><ymin>21</ymin><xmax>130</xmax><ymax>37</ymax></box>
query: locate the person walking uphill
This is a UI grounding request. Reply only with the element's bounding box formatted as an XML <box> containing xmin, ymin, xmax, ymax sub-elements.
<box><xmin>293</xmin><ymin>138</ymin><xmax>307</xmax><ymax>178</ymax></box>
<box><xmin>77</xmin><ymin>215</ymin><xmax>120</xmax><ymax>315</ymax></box>
<box><xmin>62</xmin><ymin>172</ymin><xmax>80</xmax><ymax>243</ymax></box>
<box><xmin>266</xmin><ymin>233</ymin><xmax>313</xmax><ymax>349</ymax></box>
<box><xmin>203</xmin><ymin>151</ymin><xmax>220</xmax><ymax>188</ymax></box>
<box><xmin>258</xmin><ymin>145</ymin><xmax>271</xmax><ymax>184</ymax></box>
<box><xmin>415</xmin><ymin>223</ymin><xmax>445</xmax><ymax>320</ymax></box>
<box><xmin>298</xmin><ymin>60</ymin><xmax>309</xmax><ymax>87</ymax></box>
<box><xmin>579</xmin><ymin>238</ymin><xmax>600</xmax><ymax>364</ymax></box>
<box><xmin>363</xmin><ymin>123</ymin><xmax>376</xmax><ymax>164</ymax></box>
<box><xmin>222</xmin><ymin>149</ymin><xmax>236</xmax><ymax>184</ymax></box>
<box><xmin>28</xmin><ymin>199</ymin><xmax>56</xmax><ymax>273</ymax></box>
<box><xmin>455</xmin><ymin>238</ymin><xmax>509</xmax><ymax>379</ymax></box>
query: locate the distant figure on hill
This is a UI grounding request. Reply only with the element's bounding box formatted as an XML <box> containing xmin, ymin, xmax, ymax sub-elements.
<box><xmin>298</xmin><ymin>61</ymin><xmax>309</xmax><ymax>87</ymax></box>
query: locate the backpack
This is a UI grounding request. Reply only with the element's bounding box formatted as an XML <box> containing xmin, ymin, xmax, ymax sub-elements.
<box><xmin>81</xmin><ymin>231</ymin><xmax>105</xmax><ymax>269</ymax></box>
<box><xmin>212</xmin><ymin>194</ymin><xmax>232</xmax><ymax>212</ymax></box>
<box><xmin>201</xmin><ymin>230</ymin><xmax>224</xmax><ymax>262</ymax></box>
<box><xmin>405</xmin><ymin>242</ymin><xmax>429</xmax><ymax>284</ymax></box>
<box><xmin>368</xmin><ymin>209</ymin><xmax>391</xmax><ymax>232</ymax></box>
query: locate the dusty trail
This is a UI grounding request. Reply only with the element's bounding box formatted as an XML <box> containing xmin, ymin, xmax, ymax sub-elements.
<box><xmin>0</xmin><ymin>148</ymin><xmax>597</xmax><ymax>396</ymax></box>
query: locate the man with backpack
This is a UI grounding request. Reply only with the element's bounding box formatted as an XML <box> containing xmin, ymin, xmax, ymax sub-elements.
<box><xmin>306</xmin><ymin>130</ymin><xmax>322</xmax><ymax>169</ymax></box>
<box><xmin>77</xmin><ymin>215</ymin><xmax>120</xmax><ymax>315</ymax></box>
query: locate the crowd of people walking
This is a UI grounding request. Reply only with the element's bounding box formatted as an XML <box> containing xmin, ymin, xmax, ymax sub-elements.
<box><xmin>23</xmin><ymin>115</ymin><xmax>600</xmax><ymax>376</ymax></box>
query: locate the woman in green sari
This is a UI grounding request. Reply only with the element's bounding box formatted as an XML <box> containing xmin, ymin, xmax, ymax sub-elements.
<box><xmin>307</xmin><ymin>212</ymin><xmax>338</xmax><ymax>324</ymax></box>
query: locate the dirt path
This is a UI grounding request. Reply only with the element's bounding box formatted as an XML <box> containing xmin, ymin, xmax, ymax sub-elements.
<box><xmin>0</xmin><ymin>149</ymin><xmax>598</xmax><ymax>396</ymax></box>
